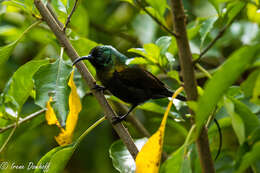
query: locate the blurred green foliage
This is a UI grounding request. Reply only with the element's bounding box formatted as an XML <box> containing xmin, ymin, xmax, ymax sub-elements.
<box><xmin>0</xmin><ymin>0</ymin><xmax>260</xmax><ymax>173</ymax></box>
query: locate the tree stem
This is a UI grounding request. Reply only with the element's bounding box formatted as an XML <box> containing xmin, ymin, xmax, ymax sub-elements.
<box><xmin>170</xmin><ymin>0</ymin><xmax>215</xmax><ymax>172</ymax></box>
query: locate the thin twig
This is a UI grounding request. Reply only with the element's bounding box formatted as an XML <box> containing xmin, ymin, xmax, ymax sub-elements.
<box><xmin>76</xmin><ymin>116</ymin><xmax>106</xmax><ymax>146</ymax></box>
<box><xmin>63</xmin><ymin>0</ymin><xmax>79</xmax><ymax>32</ymax></box>
<box><xmin>0</xmin><ymin>109</ymin><xmax>46</xmax><ymax>134</ymax></box>
<box><xmin>0</xmin><ymin>126</ymin><xmax>16</xmax><ymax>153</ymax></box>
<box><xmin>90</xmin><ymin>22</ymin><xmax>142</xmax><ymax>46</ymax></box>
<box><xmin>34</xmin><ymin>0</ymin><xmax>138</xmax><ymax>159</ymax></box>
<box><xmin>194</xmin><ymin>2</ymin><xmax>247</xmax><ymax>64</ymax></box>
<box><xmin>195</xmin><ymin>63</ymin><xmax>212</xmax><ymax>79</ymax></box>
<box><xmin>135</xmin><ymin>0</ymin><xmax>178</xmax><ymax>37</ymax></box>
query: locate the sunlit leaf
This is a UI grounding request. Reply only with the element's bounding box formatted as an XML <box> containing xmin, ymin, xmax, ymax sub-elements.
<box><xmin>247</xmin><ymin>0</ymin><xmax>260</xmax><ymax>23</ymax></box>
<box><xmin>195</xmin><ymin>45</ymin><xmax>260</xmax><ymax>137</ymax></box>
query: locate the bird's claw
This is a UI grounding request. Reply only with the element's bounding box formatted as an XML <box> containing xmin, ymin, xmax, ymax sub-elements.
<box><xmin>112</xmin><ymin>115</ymin><xmax>126</xmax><ymax>124</ymax></box>
<box><xmin>91</xmin><ymin>84</ymin><xmax>106</xmax><ymax>92</ymax></box>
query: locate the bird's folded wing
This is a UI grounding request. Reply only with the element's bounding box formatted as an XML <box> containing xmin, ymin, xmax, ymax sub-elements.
<box><xmin>114</xmin><ymin>67</ymin><xmax>166</xmax><ymax>90</ymax></box>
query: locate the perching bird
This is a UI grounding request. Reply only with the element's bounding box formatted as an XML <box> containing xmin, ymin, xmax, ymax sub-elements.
<box><xmin>73</xmin><ymin>45</ymin><xmax>186</xmax><ymax>123</ymax></box>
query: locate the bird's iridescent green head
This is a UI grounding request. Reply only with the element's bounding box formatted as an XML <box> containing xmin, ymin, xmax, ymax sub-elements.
<box><xmin>73</xmin><ymin>45</ymin><xmax>126</xmax><ymax>70</ymax></box>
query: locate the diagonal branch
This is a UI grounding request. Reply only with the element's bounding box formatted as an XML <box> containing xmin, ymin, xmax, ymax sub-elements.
<box><xmin>34</xmin><ymin>0</ymin><xmax>138</xmax><ymax>159</ymax></box>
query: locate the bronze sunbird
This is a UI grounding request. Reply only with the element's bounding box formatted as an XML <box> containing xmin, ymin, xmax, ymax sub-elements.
<box><xmin>73</xmin><ymin>46</ymin><xmax>186</xmax><ymax>123</ymax></box>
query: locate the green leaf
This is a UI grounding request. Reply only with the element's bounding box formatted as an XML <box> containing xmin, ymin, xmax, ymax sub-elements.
<box><xmin>155</xmin><ymin>36</ymin><xmax>172</xmax><ymax>55</ymax></box>
<box><xmin>138</xmin><ymin>102</ymin><xmax>177</xmax><ymax>118</ymax></box>
<box><xmin>129</xmin><ymin>43</ymin><xmax>161</xmax><ymax>64</ymax></box>
<box><xmin>109</xmin><ymin>138</ymin><xmax>147</xmax><ymax>173</ymax></box>
<box><xmin>146</xmin><ymin>0</ymin><xmax>168</xmax><ymax>17</ymax></box>
<box><xmin>34</xmin><ymin>144</ymin><xmax>75</xmax><ymax>173</ymax></box>
<box><xmin>143</xmin><ymin>43</ymin><xmax>160</xmax><ymax>63</ymax></box>
<box><xmin>120</xmin><ymin>0</ymin><xmax>135</xmax><ymax>6</ymax></box>
<box><xmin>225</xmin><ymin>1</ymin><xmax>245</xmax><ymax>25</ymax></box>
<box><xmin>241</xmin><ymin>69</ymin><xmax>260</xmax><ymax>98</ymax></box>
<box><xmin>0</xmin><ymin>41</ymin><xmax>18</xmax><ymax>67</ymax></box>
<box><xmin>0</xmin><ymin>21</ymin><xmax>40</xmax><ymax>67</ymax></box>
<box><xmin>224</xmin><ymin>97</ymin><xmax>245</xmax><ymax>145</ymax></box>
<box><xmin>70</xmin><ymin>5</ymin><xmax>89</xmax><ymax>37</ymax></box>
<box><xmin>4</xmin><ymin>60</ymin><xmax>49</xmax><ymax>110</ymax></box>
<box><xmin>230</xmin><ymin>98</ymin><xmax>260</xmax><ymax>137</ymax></box>
<box><xmin>252</xmin><ymin>71</ymin><xmax>260</xmax><ymax>105</ymax></box>
<box><xmin>248</xmin><ymin>127</ymin><xmax>260</xmax><ymax>146</ymax></box>
<box><xmin>160</xmin><ymin>145</ymin><xmax>192</xmax><ymax>173</ymax></box>
<box><xmin>127</xmin><ymin>57</ymin><xmax>150</xmax><ymax>65</ymax></box>
<box><xmin>208</xmin><ymin>0</ymin><xmax>232</xmax><ymax>14</ymax></box>
<box><xmin>34</xmin><ymin>59</ymin><xmax>72</xmax><ymax>127</ymax></box>
<box><xmin>132</xmin><ymin>14</ymin><xmax>157</xmax><ymax>44</ymax></box>
<box><xmin>167</xmin><ymin>70</ymin><xmax>181</xmax><ymax>84</ymax></box>
<box><xmin>199</xmin><ymin>16</ymin><xmax>218</xmax><ymax>49</ymax></box>
<box><xmin>187</xmin><ymin>22</ymin><xmax>201</xmax><ymax>40</ymax></box>
<box><xmin>195</xmin><ymin>45</ymin><xmax>260</xmax><ymax>137</ymax></box>
<box><xmin>236</xmin><ymin>142</ymin><xmax>260</xmax><ymax>173</ymax></box>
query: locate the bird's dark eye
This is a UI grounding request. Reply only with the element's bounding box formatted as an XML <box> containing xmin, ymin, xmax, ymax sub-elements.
<box><xmin>91</xmin><ymin>46</ymin><xmax>102</xmax><ymax>57</ymax></box>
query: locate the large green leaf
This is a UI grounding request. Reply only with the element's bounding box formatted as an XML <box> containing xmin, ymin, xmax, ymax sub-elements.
<box><xmin>35</xmin><ymin>116</ymin><xmax>106</xmax><ymax>173</ymax></box>
<box><xmin>195</xmin><ymin>45</ymin><xmax>260</xmax><ymax>137</ymax></box>
<box><xmin>34</xmin><ymin>144</ymin><xmax>75</xmax><ymax>173</ymax></box>
<box><xmin>236</xmin><ymin>142</ymin><xmax>260</xmax><ymax>173</ymax></box>
<box><xmin>0</xmin><ymin>41</ymin><xmax>18</xmax><ymax>67</ymax></box>
<box><xmin>109</xmin><ymin>138</ymin><xmax>147</xmax><ymax>173</ymax></box>
<box><xmin>241</xmin><ymin>69</ymin><xmax>260</xmax><ymax>98</ymax></box>
<box><xmin>252</xmin><ymin>71</ymin><xmax>260</xmax><ymax>105</ymax></box>
<box><xmin>4</xmin><ymin>60</ymin><xmax>49</xmax><ymax>110</ymax></box>
<box><xmin>230</xmin><ymin>98</ymin><xmax>260</xmax><ymax>137</ymax></box>
<box><xmin>224</xmin><ymin>97</ymin><xmax>245</xmax><ymax>145</ymax></box>
<box><xmin>160</xmin><ymin>145</ymin><xmax>192</xmax><ymax>173</ymax></box>
<box><xmin>34</xmin><ymin>58</ymin><xmax>72</xmax><ymax>127</ymax></box>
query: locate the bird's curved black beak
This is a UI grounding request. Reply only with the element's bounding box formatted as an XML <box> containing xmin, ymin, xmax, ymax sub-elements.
<box><xmin>73</xmin><ymin>55</ymin><xmax>93</xmax><ymax>65</ymax></box>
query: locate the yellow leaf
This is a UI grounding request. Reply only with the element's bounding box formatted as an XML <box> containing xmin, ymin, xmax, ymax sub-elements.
<box><xmin>45</xmin><ymin>69</ymin><xmax>82</xmax><ymax>146</ymax></box>
<box><xmin>135</xmin><ymin>87</ymin><xmax>184</xmax><ymax>173</ymax></box>
<box><xmin>45</xmin><ymin>97</ymin><xmax>60</xmax><ymax>127</ymax></box>
<box><xmin>247</xmin><ymin>0</ymin><xmax>260</xmax><ymax>23</ymax></box>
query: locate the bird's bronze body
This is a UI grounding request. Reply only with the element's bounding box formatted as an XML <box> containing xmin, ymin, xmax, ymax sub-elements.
<box><xmin>73</xmin><ymin>45</ymin><xmax>185</xmax><ymax>122</ymax></box>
